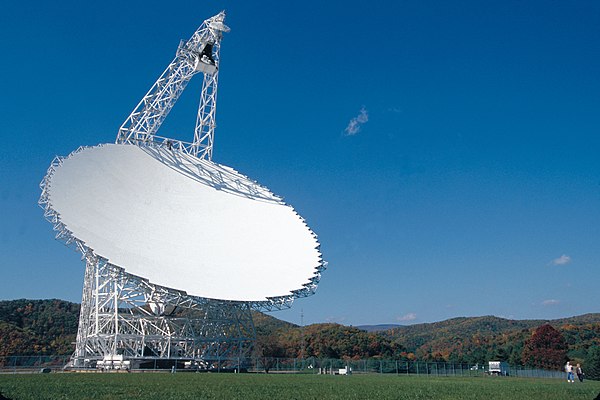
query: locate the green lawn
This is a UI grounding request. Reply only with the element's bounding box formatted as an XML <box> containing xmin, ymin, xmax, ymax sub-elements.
<box><xmin>0</xmin><ymin>373</ymin><xmax>598</xmax><ymax>400</ymax></box>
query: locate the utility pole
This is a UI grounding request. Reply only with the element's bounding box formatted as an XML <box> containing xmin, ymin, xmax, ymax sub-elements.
<box><xmin>300</xmin><ymin>309</ymin><xmax>305</xmax><ymax>360</ymax></box>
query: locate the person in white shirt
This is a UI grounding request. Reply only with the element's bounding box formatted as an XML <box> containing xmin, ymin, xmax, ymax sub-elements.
<box><xmin>565</xmin><ymin>361</ymin><xmax>575</xmax><ymax>383</ymax></box>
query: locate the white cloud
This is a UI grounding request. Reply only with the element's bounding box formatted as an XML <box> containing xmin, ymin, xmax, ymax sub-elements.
<box><xmin>344</xmin><ymin>107</ymin><xmax>368</xmax><ymax>136</ymax></box>
<box><xmin>397</xmin><ymin>313</ymin><xmax>417</xmax><ymax>322</ymax></box>
<box><xmin>542</xmin><ymin>299</ymin><xmax>560</xmax><ymax>306</ymax></box>
<box><xmin>550</xmin><ymin>254</ymin><xmax>571</xmax><ymax>266</ymax></box>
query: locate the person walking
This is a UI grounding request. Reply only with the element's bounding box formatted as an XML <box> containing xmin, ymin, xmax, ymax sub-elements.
<box><xmin>576</xmin><ymin>363</ymin><xmax>584</xmax><ymax>382</ymax></box>
<box><xmin>565</xmin><ymin>361</ymin><xmax>575</xmax><ymax>383</ymax></box>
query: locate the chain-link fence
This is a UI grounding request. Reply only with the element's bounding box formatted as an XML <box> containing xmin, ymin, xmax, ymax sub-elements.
<box><xmin>0</xmin><ymin>356</ymin><xmax>70</xmax><ymax>373</ymax></box>
<box><xmin>249</xmin><ymin>358</ymin><xmax>565</xmax><ymax>379</ymax></box>
<box><xmin>0</xmin><ymin>355</ymin><xmax>565</xmax><ymax>379</ymax></box>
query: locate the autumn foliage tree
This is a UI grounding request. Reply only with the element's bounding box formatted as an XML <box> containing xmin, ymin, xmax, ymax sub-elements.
<box><xmin>521</xmin><ymin>324</ymin><xmax>567</xmax><ymax>369</ymax></box>
<box><xmin>253</xmin><ymin>333</ymin><xmax>287</xmax><ymax>373</ymax></box>
<box><xmin>585</xmin><ymin>346</ymin><xmax>600</xmax><ymax>381</ymax></box>
<box><xmin>296</xmin><ymin>324</ymin><xmax>403</xmax><ymax>360</ymax></box>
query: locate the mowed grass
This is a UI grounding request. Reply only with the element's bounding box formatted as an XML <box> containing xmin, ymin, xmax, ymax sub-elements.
<box><xmin>0</xmin><ymin>373</ymin><xmax>599</xmax><ymax>400</ymax></box>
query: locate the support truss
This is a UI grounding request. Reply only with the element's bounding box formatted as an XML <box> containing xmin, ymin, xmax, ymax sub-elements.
<box><xmin>192</xmin><ymin>63</ymin><xmax>219</xmax><ymax>159</ymax></box>
<box><xmin>116</xmin><ymin>11</ymin><xmax>229</xmax><ymax>160</ymax></box>
<box><xmin>70</xmin><ymin>253</ymin><xmax>255</xmax><ymax>369</ymax></box>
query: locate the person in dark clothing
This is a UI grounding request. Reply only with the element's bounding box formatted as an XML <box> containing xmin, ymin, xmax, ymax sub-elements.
<box><xmin>576</xmin><ymin>363</ymin><xmax>584</xmax><ymax>382</ymax></box>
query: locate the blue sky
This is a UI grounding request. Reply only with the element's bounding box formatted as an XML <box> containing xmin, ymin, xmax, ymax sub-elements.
<box><xmin>1</xmin><ymin>0</ymin><xmax>599</xmax><ymax>326</ymax></box>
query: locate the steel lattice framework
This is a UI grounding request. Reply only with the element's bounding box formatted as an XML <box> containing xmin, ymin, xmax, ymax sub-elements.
<box><xmin>40</xmin><ymin>12</ymin><xmax>327</xmax><ymax>370</ymax></box>
<box><xmin>72</xmin><ymin>254</ymin><xmax>256</xmax><ymax>369</ymax></box>
<box><xmin>116</xmin><ymin>11</ymin><xmax>229</xmax><ymax>160</ymax></box>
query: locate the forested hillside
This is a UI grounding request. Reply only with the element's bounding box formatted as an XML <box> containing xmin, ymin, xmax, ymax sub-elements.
<box><xmin>381</xmin><ymin>314</ymin><xmax>600</xmax><ymax>364</ymax></box>
<box><xmin>1</xmin><ymin>299</ymin><xmax>599</xmax><ymax>368</ymax></box>
<box><xmin>0</xmin><ymin>299</ymin><xmax>79</xmax><ymax>356</ymax></box>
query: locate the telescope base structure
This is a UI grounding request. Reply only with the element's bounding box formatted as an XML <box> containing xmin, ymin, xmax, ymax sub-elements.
<box><xmin>69</xmin><ymin>253</ymin><xmax>256</xmax><ymax>371</ymax></box>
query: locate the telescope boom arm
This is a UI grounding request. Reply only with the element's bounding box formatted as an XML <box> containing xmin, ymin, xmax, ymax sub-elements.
<box><xmin>116</xmin><ymin>11</ymin><xmax>229</xmax><ymax>153</ymax></box>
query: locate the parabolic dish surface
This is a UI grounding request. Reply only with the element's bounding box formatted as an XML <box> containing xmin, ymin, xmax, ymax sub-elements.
<box><xmin>45</xmin><ymin>144</ymin><xmax>322</xmax><ymax>302</ymax></box>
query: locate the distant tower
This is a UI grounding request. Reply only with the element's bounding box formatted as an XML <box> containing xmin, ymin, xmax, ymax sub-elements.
<box><xmin>300</xmin><ymin>309</ymin><xmax>305</xmax><ymax>360</ymax></box>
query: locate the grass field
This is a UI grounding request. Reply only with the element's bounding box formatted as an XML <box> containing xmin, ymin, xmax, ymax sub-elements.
<box><xmin>0</xmin><ymin>373</ymin><xmax>599</xmax><ymax>400</ymax></box>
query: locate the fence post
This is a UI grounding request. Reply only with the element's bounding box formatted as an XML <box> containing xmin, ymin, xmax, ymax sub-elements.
<box><xmin>395</xmin><ymin>360</ymin><xmax>398</xmax><ymax>375</ymax></box>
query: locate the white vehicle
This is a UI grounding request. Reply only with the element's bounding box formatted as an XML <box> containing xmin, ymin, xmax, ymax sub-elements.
<box><xmin>488</xmin><ymin>361</ymin><xmax>509</xmax><ymax>376</ymax></box>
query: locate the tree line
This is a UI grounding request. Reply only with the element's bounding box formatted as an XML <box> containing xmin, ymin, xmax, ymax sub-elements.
<box><xmin>1</xmin><ymin>299</ymin><xmax>599</xmax><ymax>378</ymax></box>
<box><xmin>254</xmin><ymin>321</ymin><xmax>600</xmax><ymax>378</ymax></box>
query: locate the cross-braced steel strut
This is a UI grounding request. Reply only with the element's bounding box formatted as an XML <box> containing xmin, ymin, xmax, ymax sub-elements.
<box><xmin>116</xmin><ymin>11</ymin><xmax>229</xmax><ymax>160</ymax></box>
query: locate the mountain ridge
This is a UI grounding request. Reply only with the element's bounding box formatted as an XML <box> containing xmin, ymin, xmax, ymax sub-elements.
<box><xmin>1</xmin><ymin>299</ymin><xmax>598</xmax><ymax>364</ymax></box>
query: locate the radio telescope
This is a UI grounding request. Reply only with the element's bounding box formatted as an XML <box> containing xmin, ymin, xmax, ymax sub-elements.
<box><xmin>39</xmin><ymin>11</ymin><xmax>326</xmax><ymax>370</ymax></box>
